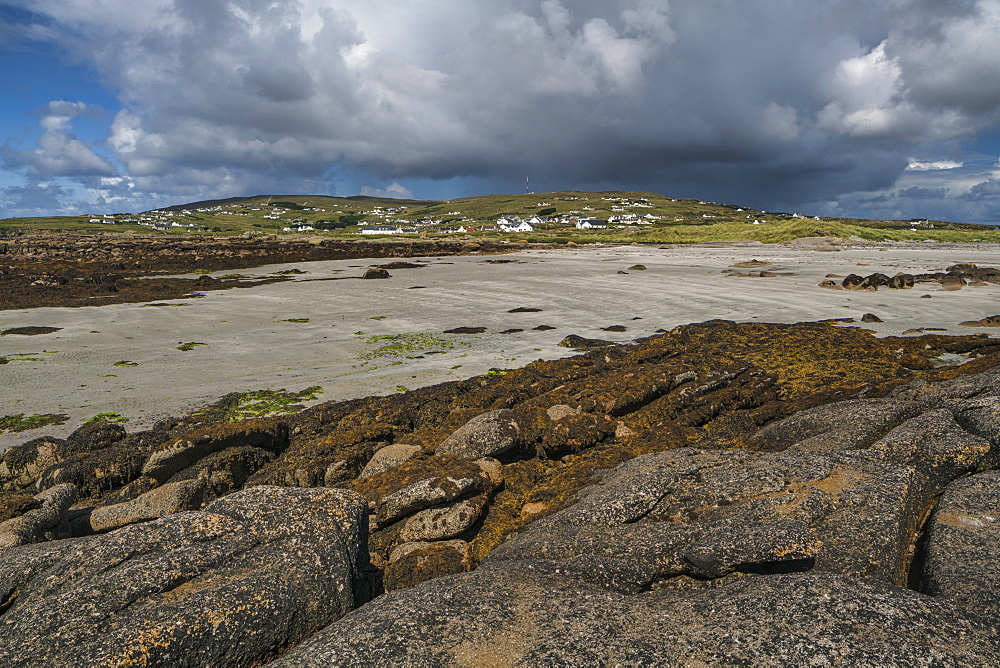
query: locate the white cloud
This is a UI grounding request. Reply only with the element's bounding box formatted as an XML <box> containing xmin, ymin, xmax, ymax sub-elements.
<box><xmin>906</xmin><ymin>159</ymin><xmax>964</xmax><ymax>171</ymax></box>
<box><xmin>2</xmin><ymin>0</ymin><xmax>1000</xmax><ymax>220</ymax></box>
<box><xmin>1</xmin><ymin>101</ymin><xmax>116</xmax><ymax>179</ymax></box>
<box><xmin>359</xmin><ymin>182</ymin><xmax>414</xmax><ymax>199</ymax></box>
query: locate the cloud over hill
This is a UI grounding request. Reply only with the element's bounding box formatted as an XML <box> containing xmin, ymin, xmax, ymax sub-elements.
<box><xmin>2</xmin><ymin>0</ymin><xmax>1000</xmax><ymax>221</ymax></box>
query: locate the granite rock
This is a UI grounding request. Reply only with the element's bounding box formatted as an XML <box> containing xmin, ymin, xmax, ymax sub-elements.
<box><xmin>920</xmin><ymin>469</ymin><xmax>1000</xmax><ymax>613</ymax></box>
<box><xmin>748</xmin><ymin>398</ymin><xmax>925</xmax><ymax>452</ymax></box>
<box><xmin>0</xmin><ymin>486</ymin><xmax>369</xmax><ymax>667</ymax></box>
<box><xmin>271</xmin><ymin>570</ymin><xmax>1000</xmax><ymax>666</ymax></box>
<box><xmin>436</xmin><ymin>409</ymin><xmax>525</xmax><ymax>460</ymax></box>
<box><xmin>80</xmin><ymin>478</ymin><xmax>209</xmax><ymax>534</ymax></box>
<box><xmin>359</xmin><ymin>444</ymin><xmax>422</xmax><ymax>479</ymax></box>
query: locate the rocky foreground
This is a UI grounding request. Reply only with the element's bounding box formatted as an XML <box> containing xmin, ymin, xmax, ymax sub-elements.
<box><xmin>2</xmin><ymin>320</ymin><xmax>1000</xmax><ymax>665</ymax></box>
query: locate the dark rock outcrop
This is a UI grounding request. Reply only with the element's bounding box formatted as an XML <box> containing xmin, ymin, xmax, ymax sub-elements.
<box><xmin>141</xmin><ymin>419</ymin><xmax>288</xmax><ymax>483</ymax></box>
<box><xmin>443</xmin><ymin>326</ymin><xmax>487</xmax><ymax>334</ymax></box>
<box><xmin>557</xmin><ymin>334</ymin><xmax>614</xmax><ymax>348</ymax></box>
<box><xmin>888</xmin><ymin>273</ymin><xmax>915</xmax><ymax>289</ymax></box>
<box><xmin>0</xmin><ymin>326</ymin><xmax>61</xmax><ymax>336</ymax></box>
<box><xmin>361</xmin><ymin>267</ymin><xmax>391</xmax><ymax>279</ymax></box>
<box><xmin>0</xmin><ymin>486</ymin><xmax>369</xmax><ymax>667</ymax></box>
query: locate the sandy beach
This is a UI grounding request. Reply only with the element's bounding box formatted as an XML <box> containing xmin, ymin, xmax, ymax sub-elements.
<box><xmin>2</xmin><ymin>241</ymin><xmax>999</xmax><ymax>450</ymax></box>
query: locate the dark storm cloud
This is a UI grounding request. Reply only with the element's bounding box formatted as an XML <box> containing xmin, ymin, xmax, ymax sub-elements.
<box><xmin>3</xmin><ymin>0</ymin><xmax>1000</xmax><ymax>219</ymax></box>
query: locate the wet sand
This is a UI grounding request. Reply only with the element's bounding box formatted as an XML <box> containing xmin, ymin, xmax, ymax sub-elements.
<box><xmin>3</xmin><ymin>241</ymin><xmax>999</xmax><ymax>450</ymax></box>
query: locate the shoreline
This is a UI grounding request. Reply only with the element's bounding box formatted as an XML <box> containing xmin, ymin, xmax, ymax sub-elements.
<box><xmin>2</xmin><ymin>240</ymin><xmax>999</xmax><ymax>451</ymax></box>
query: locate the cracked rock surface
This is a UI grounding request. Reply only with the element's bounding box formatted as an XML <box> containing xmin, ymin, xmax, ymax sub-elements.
<box><xmin>275</xmin><ymin>368</ymin><xmax>1000</xmax><ymax>665</ymax></box>
<box><xmin>3</xmin><ymin>320</ymin><xmax>1000</xmax><ymax>665</ymax></box>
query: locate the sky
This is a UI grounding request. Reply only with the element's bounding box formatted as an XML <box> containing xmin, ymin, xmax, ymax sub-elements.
<box><xmin>1</xmin><ymin>1</ymin><xmax>1000</xmax><ymax>223</ymax></box>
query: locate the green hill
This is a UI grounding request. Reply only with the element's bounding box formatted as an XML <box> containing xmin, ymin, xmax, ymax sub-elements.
<box><xmin>2</xmin><ymin>190</ymin><xmax>998</xmax><ymax>244</ymax></box>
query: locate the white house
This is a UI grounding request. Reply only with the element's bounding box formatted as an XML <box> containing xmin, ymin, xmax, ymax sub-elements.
<box><xmin>499</xmin><ymin>220</ymin><xmax>535</xmax><ymax>232</ymax></box>
<box><xmin>574</xmin><ymin>218</ymin><xmax>607</xmax><ymax>229</ymax></box>
<box><xmin>361</xmin><ymin>225</ymin><xmax>404</xmax><ymax>235</ymax></box>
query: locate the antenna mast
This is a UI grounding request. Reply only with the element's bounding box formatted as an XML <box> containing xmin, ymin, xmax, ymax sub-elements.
<box><xmin>525</xmin><ymin>176</ymin><xmax>529</xmax><ymax>195</ymax></box>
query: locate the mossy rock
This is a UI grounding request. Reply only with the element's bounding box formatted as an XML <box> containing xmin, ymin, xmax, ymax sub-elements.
<box><xmin>382</xmin><ymin>540</ymin><xmax>471</xmax><ymax>592</ymax></box>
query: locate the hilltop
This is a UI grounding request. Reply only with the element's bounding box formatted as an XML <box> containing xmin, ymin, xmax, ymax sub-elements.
<box><xmin>2</xmin><ymin>190</ymin><xmax>998</xmax><ymax>244</ymax></box>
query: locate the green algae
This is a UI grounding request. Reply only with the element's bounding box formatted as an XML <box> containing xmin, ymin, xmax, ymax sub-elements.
<box><xmin>0</xmin><ymin>413</ymin><xmax>69</xmax><ymax>434</ymax></box>
<box><xmin>84</xmin><ymin>412</ymin><xmax>128</xmax><ymax>424</ymax></box>
<box><xmin>360</xmin><ymin>332</ymin><xmax>465</xmax><ymax>360</ymax></box>
<box><xmin>195</xmin><ymin>386</ymin><xmax>324</xmax><ymax>423</ymax></box>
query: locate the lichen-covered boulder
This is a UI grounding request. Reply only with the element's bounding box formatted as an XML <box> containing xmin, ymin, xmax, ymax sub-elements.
<box><xmin>0</xmin><ymin>486</ymin><xmax>369</xmax><ymax>667</ymax></box>
<box><xmin>748</xmin><ymin>398</ymin><xmax>925</xmax><ymax>452</ymax></box>
<box><xmin>78</xmin><ymin>478</ymin><xmax>209</xmax><ymax>534</ymax></box>
<box><xmin>359</xmin><ymin>444</ymin><xmax>421</xmax><ymax>479</ymax></box>
<box><xmin>436</xmin><ymin>409</ymin><xmax>524</xmax><ymax>460</ymax></box>
<box><xmin>376</xmin><ymin>467</ymin><xmax>491</xmax><ymax>528</ymax></box>
<box><xmin>484</xmin><ymin>446</ymin><xmax>938</xmax><ymax>587</ymax></box>
<box><xmin>398</xmin><ymin>494</ymin><xmax>490</xmax><ymax>543</ymax></box>
<box><xmin>270</xmin><ymin>570</ymin><xmax>1000</xmax><ymax>666</ymax></box>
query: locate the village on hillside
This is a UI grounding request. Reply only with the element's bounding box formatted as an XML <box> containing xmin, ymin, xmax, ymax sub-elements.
<box><xmin>5</xmin><ymin>190</ymin><xmax>978</xmax><ymax>242</ymax></box>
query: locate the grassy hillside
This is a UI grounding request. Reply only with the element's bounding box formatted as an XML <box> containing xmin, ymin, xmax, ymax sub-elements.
<box><xmin>3</xmin><ymin>190</ymin><xmax>998</xmax><ymax>244</ymax></box>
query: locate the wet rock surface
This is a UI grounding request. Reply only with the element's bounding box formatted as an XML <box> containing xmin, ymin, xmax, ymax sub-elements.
<box><xmin>840</xmin><ymin>263</ymin><xmax>999</xmax><ymax>292</ymax></box>
<box><xmin>3</xmin><ymin>319</ymin><xmax>1000</xmax><ymax>663</ymax></box>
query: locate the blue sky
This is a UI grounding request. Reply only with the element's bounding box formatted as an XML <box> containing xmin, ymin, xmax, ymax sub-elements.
<box><xmin>2</xmin><ymin>0</ymin><xmax>1000</xmax><ymax>223</ymax></box>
